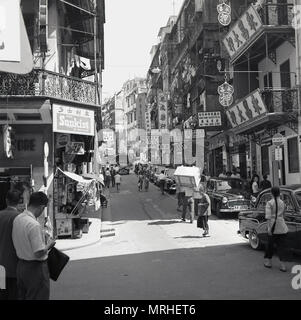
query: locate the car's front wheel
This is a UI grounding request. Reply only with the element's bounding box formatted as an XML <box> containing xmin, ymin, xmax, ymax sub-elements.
<box><xmin>248</xmin><ymin>230</ymin><xmax>262</xmax><ymax>250</ymax></box>
<box><xmin>216</xmin><ymin>202</ymin><xmax>223</xmax><ymax>219</ymax></box>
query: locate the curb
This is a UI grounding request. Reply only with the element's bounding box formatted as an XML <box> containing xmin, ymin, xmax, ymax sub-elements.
<box><xmin>59</xmin><ymin>237</ymin><xmax>102</xmax><ymax>252</ymax></box>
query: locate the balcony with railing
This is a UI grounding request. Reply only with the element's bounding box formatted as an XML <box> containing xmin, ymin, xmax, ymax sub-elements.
<box><xmin>223</xmin><ymin>3</ymin><xmax>295</xmax><ymax>64</ymax></box>
<box><xmin>0</xmin><ymin>69</ymin><xmax>98</xmax><ymax>106</ymax></box>
<box><xmin>226</xmin><ymin>88</ymin><xmax>298</xmax><ymax>135</ymax></box>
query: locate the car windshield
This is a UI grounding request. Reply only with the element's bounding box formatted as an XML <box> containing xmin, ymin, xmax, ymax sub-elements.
<box><xmin>216</xmin><ymin>180</ymin><xmax>232</xmax><ymax>191</ymax></box>
<box><xmin>295</xmin><ymin>192</ymin><xmax>301</xmax><ymax>207</ymax></box>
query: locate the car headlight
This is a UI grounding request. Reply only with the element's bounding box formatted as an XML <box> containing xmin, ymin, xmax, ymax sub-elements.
<box><xmin>251</xmin><ymin>196</ymin><xmax>257</xmax><ymax>203</ymax></box>
<box><xmin>222</xmin><ymin>197</ymin><xmax>228</xmax><ymax>204</ymax></box>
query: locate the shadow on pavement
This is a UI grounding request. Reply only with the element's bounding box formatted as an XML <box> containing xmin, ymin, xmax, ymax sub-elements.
<box><xmin>147</xmin><ymin>220</ymin><xmax>182</xmax><ymax>226</ymax></box>
<box><xmin>51</xmin><ymin>242</ymin><xmax>301</xmax><ymax>300</ymax></box>
<box><xmin>174</xmin><ymin>236</ymin><xmax>203</xmax><ymax>239</ymax></box>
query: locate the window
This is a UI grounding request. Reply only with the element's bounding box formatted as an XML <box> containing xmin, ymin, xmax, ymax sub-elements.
<box><xmin>295</xmin><ymin>192</ymin><xmax>301</xmax><ymax>207</ymax></box>
<box><xmin>257</xmin><ymin>193</ymin><xmax>272</xmax><ymax>210</ymax></box>
<box><xmin>280</xmin><ymin>193</ymin><xmax>294</xmax><ymax>212</ymax></box>
<box><xmin>288</xmin><ymin>137</ymin><xmax>299</xmax><ymax>173</ymax></box>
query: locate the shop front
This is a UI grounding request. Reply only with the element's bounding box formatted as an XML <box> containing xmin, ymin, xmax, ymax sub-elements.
<box><xmin>52</xmin><ymin>104</ymin><xmax>101</xmax><ymax>239</ymax></box>
<box><xmin>0</xmin><ymin>122</ymin><xmax>53</xmax><ymax>220</ymax></box>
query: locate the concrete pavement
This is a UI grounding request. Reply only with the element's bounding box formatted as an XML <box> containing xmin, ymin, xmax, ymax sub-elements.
<box><xmin>51</xmin><ymin>174</ymin><xmax>301</xmax><ymax>300</ymax></box>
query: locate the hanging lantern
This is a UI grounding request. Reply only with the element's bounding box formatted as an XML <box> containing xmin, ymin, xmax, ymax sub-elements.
<box><xmin>218</xmin><ymin>76</ymin><xmax>234</xmax><ymax>107</ymax></box>
<box><xmin>217</xmin><ymin>0</ymin><xmax>231</xmax><ymax>26</ymax></box>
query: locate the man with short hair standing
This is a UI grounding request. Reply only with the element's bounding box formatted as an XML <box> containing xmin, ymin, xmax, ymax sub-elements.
<box><xmin>12</xmin><ymin>192</ymin><xmax>55</xmax><ymax>300</ymax></box>
<box><xmin>0</xmin><ymin>190</ymin><xmax>22</xmax><ymax>300</ymax></box>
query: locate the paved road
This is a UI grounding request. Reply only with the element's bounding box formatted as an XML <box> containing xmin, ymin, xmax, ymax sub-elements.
<box><xmin>51</xmin><ymin>174</ymin><xmax>301</xmax><ymax>300</ymax></box>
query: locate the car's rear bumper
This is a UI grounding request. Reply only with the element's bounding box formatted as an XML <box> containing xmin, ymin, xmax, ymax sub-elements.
<box><xmin>220</xmin><ymin>208</ymin><xmax>250</xmax><ymax>213</ymax></box>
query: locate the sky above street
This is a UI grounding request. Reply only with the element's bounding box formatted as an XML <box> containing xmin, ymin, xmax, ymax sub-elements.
<box><xmin>102</xmin><ymin>0</ymin><xmax>184</xmax><ymax>101</ymax></box>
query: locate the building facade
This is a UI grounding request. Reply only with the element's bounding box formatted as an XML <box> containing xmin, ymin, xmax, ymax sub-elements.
<box><xmin>0</xmin><ymin>0</ymin><xmax>105</xmax><ymax>234</ymax></box>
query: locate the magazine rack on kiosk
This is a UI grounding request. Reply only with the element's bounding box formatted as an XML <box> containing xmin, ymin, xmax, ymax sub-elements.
<box><xmin>54</xmin><ymin>168</ymin><xmax>96</xmax><ymax>239</ymax></box>
<box><xmin>174</xmin><ymin>166</ymin><xmax>201</xmax><ymax>197</ymax></box>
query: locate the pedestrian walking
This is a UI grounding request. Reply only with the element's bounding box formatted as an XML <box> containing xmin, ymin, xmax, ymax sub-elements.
<box><xmin>111</xmin><ymin>167</ymin><xmax>116</xmax><ymax>187</ymax></box>
<box><xmin>105</xmin><ymin>168</ymin><xmax>111</xmax><ymax>189</ymax></box>
<box><xmin>176</xmin><ymin>185</ymin><xmax>185</xmax><ymax>212</ymax></box>
<box><xmin>158</xmin><ymin>170</ymin><xmax>166</xmax><ymax>195</ymax></box>
<box><xmin>115</xmin><ymin>173</ymin><xmax>121</xmax><ymax>192</ymax></box>
<box><xmin>181</xmin><ymin>191</ymin><xmax>194</xmax><ymax>223</ymax></box>
<box><xmin>0</xmin><ymin>190</ymin><xmax>22</xmax><ymax>300</ymax></box>
<box><xmin>260</xmin><ymin>174</ymin><xmax>272</xmax><ymax>191</ymax></box>
<box><xmin>144</xmin><ymin>175</ymin><xmax>149</xmax><ymax>192</ymax></box>
<box><xmin>197</xmin><ymin>185</ymin><xmax>211</xmax><ymax>237</ymax></box>
<box><xmin>12</xmin><ymin>192</ymin><xmax>55</xmax><ymax>300</ymax></box>
<box><xmin>251</xmin><ymin>175</ymin><xmax>260</xmax><ymax>197</ymax></box>
<box><xmin>138</xmin><ymin>172</ymin><xmax>144</xmax><ymax>192</ymax></box>
<box><xmin>264</xmin><ymin>186</ymin><xmax>288</xmax><ymax>272</ymax></box>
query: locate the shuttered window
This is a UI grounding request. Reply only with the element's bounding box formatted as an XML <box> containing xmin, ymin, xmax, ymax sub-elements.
<box><xmin>288</xmin><ymin>137</ymin><xmax>299</xmax><ymax>173</ymax></box>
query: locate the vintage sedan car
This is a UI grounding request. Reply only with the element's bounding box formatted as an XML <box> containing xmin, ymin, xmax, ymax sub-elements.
<box><xmin>118</xmin><ymin>166</ymin><xmax>130</xmax><ymax>175</ymax></box>
<box><xmin>206</xmin><ymin>177</ymin><xmax>251</xmax><ymax>218</ymax></box>
<box><xmin>238</xmin><ymin>185</ymin><xmax>301</xmax><ymax>251</ymax></box>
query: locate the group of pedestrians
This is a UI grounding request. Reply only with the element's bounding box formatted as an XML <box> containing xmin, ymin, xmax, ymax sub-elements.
<box><xmin>177</xmin><ymin>184</ymin><xmax>211</xmax><ymax>237</ymax></box>
<box><xmin>99</xmin><ymin>163</ymin><xmax>122</xmax><ymax>192</ymax></box>
<box><xmin>137</xmin><ymin>170</ymin><xmax>150</xmax><ymax>192</ymax></box>
<box><xmin>0</xmin><ymin>190</ymin><xmax>54</xmax><ymax>300</ymax></box>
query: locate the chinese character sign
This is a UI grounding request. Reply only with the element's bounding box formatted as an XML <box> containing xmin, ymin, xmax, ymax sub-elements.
<box><xmin>157</xmin><ymin>90</ymin><xmax>168</xmax><ymax>130</ymax></box>
<box><xmin>0</xmin><ymin>0</ymin><xmax>20</xmax><ymax>62</ymax></box>
<box><xmin>218</xmin><ymin>81</ymin><xmax>234</xmax><ymax>107</ymax></box>
<box><xmin>198</xmin><ymin>112</ymin><xmax>222</xmax><ymax>127</ymax></box>
<box><xmin>223</xmin><ymin>5</ymin><xmax>262</xmax><ymax>59</ymax></box>
<box><xmin>53</xmin><ymin>104</ymin><xmax>95</xmax><ymax>136</ymax></box>
<box><xmin>217</xmin><ymin>1</ymin><xmax>231</xmax><ymax>26</ymax></box>
<box><xmin>226</xmin><ymin>89</ymin><xmax>267</xmax><ymax>128</ymax></box>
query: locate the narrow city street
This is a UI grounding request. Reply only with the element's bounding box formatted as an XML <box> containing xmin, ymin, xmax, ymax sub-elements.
<box><xmin>51</xmin><ymin>174</ymin><xmax>301</xmax><ymax>300</ymax></box>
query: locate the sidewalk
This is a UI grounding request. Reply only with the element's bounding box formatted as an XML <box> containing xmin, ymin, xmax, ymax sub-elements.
<box><xmin>56</xmin><ymin>218</ymin><xmax>102</xmax><ymax>252</ymax></box>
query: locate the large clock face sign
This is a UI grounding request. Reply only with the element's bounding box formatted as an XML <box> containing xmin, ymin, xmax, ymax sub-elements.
<box><xmin>217</xmin><ymin>1</ymin><xmax>231</xmax><ymax>26</ymax></box>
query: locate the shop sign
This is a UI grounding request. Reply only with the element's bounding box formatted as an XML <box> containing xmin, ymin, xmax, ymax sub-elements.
<box><xmin>275</xmin><ymin>147</ymin><xmax>283</xmax><ymax>161</ymax></box>
<box><xmin>53</xmin><ymin>104</ymin><xmax>94</xmax><ymax>136</ymax></box>
<box><xmin>157</xmin><ymin>90</ymin><xmax>168</xmax><ymax>130</ymax></box>
<box><xmin>145</xmin><ymin>104</ymin><xmax>151</xmax><ymax>131</ymax></box>
<box><xmin>56</xmin><ymin>133</ymin><xmax>70</xmax><ymax>148</ymax></box>
<box><xmin>218</xmin><ymin>81</ymin><xmax>234</xmax><ymax>107</ymax></box>
<box><xmin>272</xmin><ymin>133</ymin><xmax>285</xmax><ymax>146</ymax></box>
<box><xmin>198</xmin><ymin>112</ymin><xmax>222</xmax><ymax>127</ymax></box>
<box><xmin>226</xmin><ymin>89</ymin><xmax>267</xmax><ymax>129</ymax></box>
<box><xmin>217</xmin><ymin>0</ymin><xmax>231</xmax><ymax>26</ymax></box>
<box><xmin>65</xmin><ymin>142</ymin><xmax>85</xmax><ymax>155</ymax></box>
<box><xmin>223</xmin><ymin>5</ymin><xmax>262</xmax><ymax>60</ymax></box>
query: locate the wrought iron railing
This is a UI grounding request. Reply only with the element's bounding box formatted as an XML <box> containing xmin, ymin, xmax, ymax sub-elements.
<box><xmin>0</xmin><ymin>69</ymin><xmax>97</xmax><ymax>105</ymax></box>
<box><xmin>258</xmin><ymin>3</ymin><xmax>294</xmax><ymax>26</ymax></box>
<box><xmin>261</xmin><ymin>88</ymin><xmax>298</xmax><ymax>113</ymax></box>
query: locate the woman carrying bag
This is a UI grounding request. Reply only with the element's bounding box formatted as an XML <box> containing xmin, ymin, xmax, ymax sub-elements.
<box><xmin>264</xmin><ymin>186</ymin><xmax>288</xmax><ymax>272</ymax></box>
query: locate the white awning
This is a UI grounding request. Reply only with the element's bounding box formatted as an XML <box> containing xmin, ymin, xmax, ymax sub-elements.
<box><xmin>57</xmin><ymin>168</ymin><xmax>93</xmax><ymax>184</ymax></box>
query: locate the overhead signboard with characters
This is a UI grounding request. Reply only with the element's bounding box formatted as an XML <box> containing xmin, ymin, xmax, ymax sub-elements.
<box><xmin>53</xmin><ymin>104</ymin><xmax>95</xmax><ymax>136</ymax></box>
<box><xmin>226</xmin><ymin>89</ymin><xmax>267</xmax><ymax>129</ymax></box>
<box><xmin>223</xmin><ymin>5</ymin><xmax>263</xmax><ymax>61</ymax></box>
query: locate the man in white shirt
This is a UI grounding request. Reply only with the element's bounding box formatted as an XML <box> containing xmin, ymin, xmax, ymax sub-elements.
<box><xmin>158</xmin><ymin>171</ymin><xmax>167</xmax><ymax>195</ymax></box>
<box><xmin>12</xmin><ymin>192</ymin><xmax>55</xmax><ymax>300</ymax></box>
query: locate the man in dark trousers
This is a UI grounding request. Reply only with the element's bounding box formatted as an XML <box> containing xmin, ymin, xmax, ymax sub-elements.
<box><xmin>0</xmin><ymin>190</ymin><xmax>22</xmax><ymax>300</ymax></box>
<box><xmin>12</xmin><ymin>192</ymin><xmax>55</xmax><ymax>300</ymax></box>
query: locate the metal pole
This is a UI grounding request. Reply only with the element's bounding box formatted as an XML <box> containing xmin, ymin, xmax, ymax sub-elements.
<box><xmin>94</xmin><ymin>14</ymin><xmax>98</xmax><ymax>105</ymax></box>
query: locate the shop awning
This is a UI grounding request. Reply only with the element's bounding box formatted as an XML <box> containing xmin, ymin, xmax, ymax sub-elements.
<box><xmin>57</xmin><ymin>168</ymin><xmax>93</xmax><ymax>184</ymax></box>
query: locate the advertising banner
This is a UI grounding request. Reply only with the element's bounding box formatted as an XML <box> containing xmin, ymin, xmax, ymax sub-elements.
<box><xmin>53</xmin><ymin>104</ymin><xmax>95</xmax><ymax>136</ymax></box>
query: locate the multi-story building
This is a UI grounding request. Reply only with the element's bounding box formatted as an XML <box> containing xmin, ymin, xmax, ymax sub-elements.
<box><xmin>0</xmin><ymin>0</ymin><xmax>105</xmax><ymax>232</ymax></box>
<box><xmin>221</xmin><ymin>0</ymin><xmax>300</xmax><ymax>185</ymax></box>
<box><xmin>123</xmin><ymin>78</ymin><xmax>147</xmax><ymax>163</ymax></box>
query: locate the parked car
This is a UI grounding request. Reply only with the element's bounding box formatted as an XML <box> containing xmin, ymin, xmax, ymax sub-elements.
<box><xmin>206</xmin><ymin>177</ymin><xmax>252</xmax><ymax>218</ymax></box>
<box><xmin>119</xmin><ymin>166</ymin><xmax>130</xmax><ymax>175</ymax></box>
<box><xmin>238</xmin><ymin>185</ymin><xmax>301</xmax><ymax>252</ymax></box>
